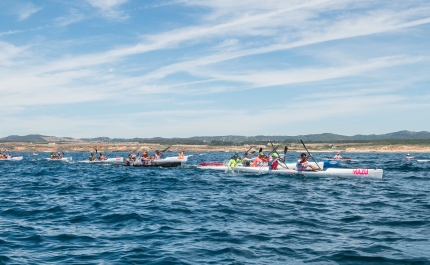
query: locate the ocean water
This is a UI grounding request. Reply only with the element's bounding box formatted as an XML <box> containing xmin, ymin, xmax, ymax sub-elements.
<box><xmin>1</xmin><ymin>152</ymin><xmax>429</xmax><ymax>264</ymax></box>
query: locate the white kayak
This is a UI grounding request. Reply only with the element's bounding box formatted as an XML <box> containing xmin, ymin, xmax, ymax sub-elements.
<box><xmin>199</xmin><ymin>165</ymin><xmax>383</xmax><ymax>179</ymax></box>
<box><xmin>44</xmin><ymin>157</ymin><xmax>73</xmax><ymax>161</ymax></box>
<box><xmin>78</xmin><ymin>157</ymin><xmax>124</xmax><ymax>163</ymax></box>
<box><xmin>0</xmin><ymin>156</ymin><xmax>23</xmax><ymax>161</ymax></box>
<box><xmin>417</xmin><ymin>160</ymin><xmax>430</xmax><ymax>163</ymax></box>
<box><xmin>162</xmin><ymin>155</ymin><xmax>191</xmax><ymax>162</ymax></box>
<box><xmin>131</xmin><ymin>155</ymin><xmax>190</xmax><ymax>166</ymax></box>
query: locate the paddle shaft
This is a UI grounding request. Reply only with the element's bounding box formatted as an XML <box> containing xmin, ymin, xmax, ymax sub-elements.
<box><xmin>270</xmin><ymin>142</ymin><xmax>289</xmax><ymax>169</ymax></box>
<box><xmin>300</xmin><ymin>139</ymin><xmax>322</xmax><ymax>171</ymax></box>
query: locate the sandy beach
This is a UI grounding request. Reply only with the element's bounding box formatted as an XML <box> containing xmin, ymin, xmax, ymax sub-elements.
<box><xmin>1</xmin><ymin>142</ymin><xmax>430</xmax><ymax>153</ymax></box>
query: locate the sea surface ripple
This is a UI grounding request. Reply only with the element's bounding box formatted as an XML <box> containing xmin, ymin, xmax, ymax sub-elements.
<box><xmin>1</xmin><ymin>152</ymin><xmax>429</xmax><ymax>264</ymax></box>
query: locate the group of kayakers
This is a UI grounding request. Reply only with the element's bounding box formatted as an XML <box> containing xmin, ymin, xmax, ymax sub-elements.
<box><xmin>227</xmin><ymin>150</ymin><xmax>322</xmax><ymax>171</ymax></box>
<box><xmin>89</xmin><ymin>152</ymin><xmax>107</xmax><ymax>161</ymax></box>
<box><xmin>50</xmin><ymin>152</ymin><xmax>63</xmax><ymax>159</ymax></box>
<box><xmin>0</xmin><ymin>152</ymin><xmax>12</xmax><ymax>159</ymax></box>
<box><xmin>124</xmin><ymin>150</ymin><xmax>172</xmax><ymax>166</ymax></box>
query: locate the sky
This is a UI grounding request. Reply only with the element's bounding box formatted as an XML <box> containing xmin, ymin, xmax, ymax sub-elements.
<box><xmin>0</xmin><ymin>0</ymin><xmax>430</xmax><ymax>138</ymax></box>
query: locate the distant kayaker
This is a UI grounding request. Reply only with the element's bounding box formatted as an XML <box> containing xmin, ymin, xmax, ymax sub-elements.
<box><xmin>125</xmin><ymin>154</ymin><xmax>132</xmax><ymax>166</ymax></box>
<box><xmin>241</xmin><ymin>152</ymin><xmax>252</xmax><ymax>167</ymax></box>
<box><xmin>154</xmin><ymin>150</ymin><xmax>162</xmax><ymax>160</ymax></box>
<box><xmin>406</xmin><ymin>153</ymin><xmax>414</xmax><ymax>160</ymax></box>
<box><xmin>268</xmin><ymin>153</ymin><xmax>279</xmax><ymax>170</ymax></box>
<box><xmin>228</xmin><ymin>155</ymin><xmax>239</xmax><ymax>169</ymax></box>
<box><xmin>89</xmin><ymin>153</ymin><xmax>96</xmax><ymax>161</ymax></box>
<box><xmin>252</xmin><ymin>152</ymin><xmax>269</xmax><ymax>167</ymax></box>
<box><xmin>333</xmin><ymin>152</ymin><xmax>342</xmax><ymax>160</ymax></box>
<box><xmin>140</xmin><ymin>152</ymin><xmax>152</xmax><ymax>165</ymax></box>
<box><xmin>297</xmin><ymin>153</ymin><xmax>321</xmax><ymax>171</ymax></box>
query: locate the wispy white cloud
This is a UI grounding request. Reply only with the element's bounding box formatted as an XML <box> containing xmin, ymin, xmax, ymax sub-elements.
<box><xmin>2</xmin><ymin>0</ymin><xmax>430</xmax><ymax>137</ymax></box>
<box><xmin>0</xmin><ymin>29</ymin><xmax>24</xmax><ymax>37</ymax></box>
<box><xmin>16</xmin><ymin>2</ymin><xmax>42</xmax><ymax>21</ymax></box>
<box><xmin>53</xmin><ymin>8</ymin><xmax>84</xmax><ymax>27</ymax></box>
<box><xmin>86</xmin><ymin>0</ymin><xmax>129</xmax><ymax>20</ymax></box>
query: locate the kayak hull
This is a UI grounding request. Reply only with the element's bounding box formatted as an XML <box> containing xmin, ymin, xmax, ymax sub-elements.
<box><xmin>199</xmin><ymin>165</ymin><xmax>383</xmax><ymax>179</ymax></box>
<box><xmin>127</xmin><ymin>161</ymin><xmax>182</xmax><ymax>167</ymax></box>
<box><xmin>0</xmin><ymin>156</ymin><xmax>23</xmax><ymax>161</ymax></box>
<box><xmin>78</xmin><ymin>157</ymin><xmax>124</xmax><ymax>163</ymax></box>
<box><xmin>417</xmin><ymin>160</ymin><xmax>430</xmax><ymax>163</ymax></box>
<box><xmin>199</xmin><ymin>160</ymin><xmax>339</xmax><ymax>170</ymax></box>
<box><xmin>45</xmin><ymin>157</ymin><xmax>73</xmax><ymax>161</ymax></box>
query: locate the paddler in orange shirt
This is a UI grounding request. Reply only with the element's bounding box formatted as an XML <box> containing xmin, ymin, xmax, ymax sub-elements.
<box><xmin>251</xmin><ymin>152</ymin><xmax>269</xmax><ymax>167</ymax></box>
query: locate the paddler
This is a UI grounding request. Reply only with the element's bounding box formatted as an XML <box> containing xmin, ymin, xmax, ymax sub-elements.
<box><xmin>140</xmin><ymin>152</ymin><xmax>152</xmax><ymax>165</ymax></box>
<box><xmin>268</xmin><ymin>153</ymin><xmax>279</xmax><ymax>170</ymax></box>
<box><xmin>228</xmin><ymin>154</ymin><xmax>239</xmax><ymax>169</ymax></box>
<box><xmin>297</xmin><ymin>153</ymin><xmax>321</xmax><ymax>171</ymax></box>
<box><xmin>56</xmin><ymin>152</ymin><xmax>62</xmax><ymax>159</ymax></box>
<box><xmin>98</xmin><ymin>153</ymin><xmax>106</xmax><ymax>160</ymax></box>
<box><xmin>178</xmin><ymin>151</ymin><xmax>185</xmax><ymax>159</ymax></box>
<box><xmin>154</xmin><ymin>150</ymin><xmax>162</xmax><ymax>160</ymax></box>
<box><xmin>89</xmin><ymin>153</ymin><xmax>96</xmax><ymax>161</ymax></box>
<box><xmin>406</xmin><ymin>153</ymin><xmax>414</xmax><ymax>160</ymax></box>
<box><xmin>333</xmin><ymin>152</ymin><xmax>342</xmax><ymax>160</ymax></box>
<box><xmin>241</xmin><ymin>152</ymin><xmax>252</xmax><ymax>167</ymax></box>
<box><xmin>251</xmin><ymin>152</ymin><xmax>269</xmax><ymax>167</ymax></box>
<box><xmin>50</xmin><ymin>152</ymin><xmax>55</xmax><ymax>159</ymax></box>
<box><xmin>125</xmin><ymin>154</ymin><xmax>132</xmax><ymax>166</ymax></box>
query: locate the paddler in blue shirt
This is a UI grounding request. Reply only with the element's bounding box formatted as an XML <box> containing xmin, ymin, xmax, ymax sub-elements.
<box><xmin>228</xmin><ymin>155</ymin><xmax>239</xmax><ymax>169</ymax></box>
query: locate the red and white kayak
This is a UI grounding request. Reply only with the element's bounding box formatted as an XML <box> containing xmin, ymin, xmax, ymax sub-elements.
<box><xmin>0</xmin><ymin>156</ymin><xmax>23</xmax><ymax>161</ymax></box>
<box><xmin>78</xmin><ymin>157</ymin><xmax>124</xmax><ymax>163</ymax></box>
<box><xmin>199</xmin><ymin>165</ymin><xmax>383</xmax><ymax>179</ymax></box>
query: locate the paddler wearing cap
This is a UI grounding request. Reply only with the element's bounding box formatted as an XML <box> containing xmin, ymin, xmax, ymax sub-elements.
<box><xmin>241</xmin><ymin>152</ymin><xmax>252</xmax><ymax>167</ymax></box>
<box><xmin>268</xmin><ymin>153</ymin><xmax>279</xmax><ymax>170</ymax></box>
<box><xmin>333</xmin><ymin>152</ymin><xmax>342</xmax><ymax>160</ymax></box>
<box><xmin>251</xmin><ymin>152</ymin><xmax>269</xmax><ymax>167</ymax></box>
<box><xmin>228</xmin><ymin>154</ymin><xmax>239</xmax><ymax>169</ymax></box>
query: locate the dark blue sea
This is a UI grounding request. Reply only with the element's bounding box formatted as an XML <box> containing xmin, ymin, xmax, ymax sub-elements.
<box><xmin>1</xmin><ymin>152</ymin><xmax>429</xmax><ymax>264</ymax></box>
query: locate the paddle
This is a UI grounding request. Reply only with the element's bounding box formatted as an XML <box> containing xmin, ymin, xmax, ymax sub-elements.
<box><xmin>269</xmin><ymin>142</ymin><xmax>289</xmax><ymax>169</ymax></box>
<box><xmin>243</xmin><ymin>146</ymin><xmax>254</xmax><ymax>156</ymax></box>
<box><xmin>283</xmin><ymin>146</ymin><xmax>288</xmax><ymax>162</ymax></box>
<box><xmin>300</xmin><ymin>139</ymin><xmax>322</xmax><ymax>171</ymax></box>
<box><xmin>161</xmin><ymin>146</ymin><xmax>171</xmax><ymax>153</ymax></box>
<box><xmin>267</xmin><ymin>145</ymin><xmax>280</xmax><ymax>157</ymax></box>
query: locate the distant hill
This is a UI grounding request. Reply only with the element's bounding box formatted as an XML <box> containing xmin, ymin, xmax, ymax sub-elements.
<box><xmin>0</xmin><ymin>134</ymin><xmax>83</xmax><ymax>143</ymax></box>
<box><xmin>2</xmin><ymin>131</ymin><xmax>430</xmax><ymax>143</ymax></box>
<box><xmin>0</xmin><ymin>134</ymin><xmax>48</xmax><ymax>142</ymax></box>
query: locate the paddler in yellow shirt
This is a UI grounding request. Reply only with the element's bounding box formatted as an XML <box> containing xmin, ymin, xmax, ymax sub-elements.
<box><xmin>228</xmin><ymin>155</ymin><xmax>239</xmax><ymax>169</ymax></box>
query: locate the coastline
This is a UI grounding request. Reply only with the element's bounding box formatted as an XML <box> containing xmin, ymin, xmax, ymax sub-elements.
<box><xmin>1</xmin><ymin>142</ymin><xmax>430</xmax><ymax>153</ymax></box>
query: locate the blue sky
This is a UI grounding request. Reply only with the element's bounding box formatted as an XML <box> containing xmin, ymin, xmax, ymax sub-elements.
<box><xmin>1</xmin><ymin>0</ymin><xmax>430</xmax><ymax>138</ymax></box>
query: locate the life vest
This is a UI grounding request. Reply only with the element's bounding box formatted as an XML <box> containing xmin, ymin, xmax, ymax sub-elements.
<box><xmin>268</xmin><ymin>159</ymin><xmax>279</xmax><ymax>170</ymax></box>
